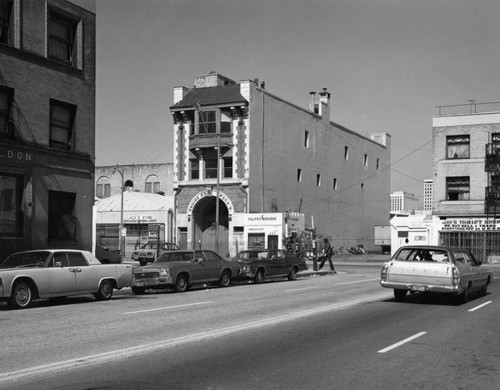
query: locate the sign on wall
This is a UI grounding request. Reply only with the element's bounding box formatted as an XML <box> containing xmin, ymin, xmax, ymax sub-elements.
<box><xmin>440</xmin><ymin>218</ymin><xmax>500</xmax><ymax>231</ymax></box>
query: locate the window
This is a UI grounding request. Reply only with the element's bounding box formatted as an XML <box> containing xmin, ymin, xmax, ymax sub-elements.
<box><xmin>50</xmin><ymin>100</ymin><xmax>76</xmax><ymax>150</ymax></box>
<box><xmin>344</xmin><ymin>146</ymin><xmax>349</xmax><ymax>160</ymax></box>
<box><xmin>96</xmin><ymin>177</ymin><xmax>111</xmax><ymax>198</ymax></box>
<box><xmin>0</xmin><ymin>86</ymin><xmax>13</xmax><ymax>135</ymax></box>
<box><xmin>48</xmin><ymin>9</ymin><xmax>78</xmax><ymax>65</ymax></box>
<box><xmin>48</xmin><ymin>191</ymin><xmax>77</xmax><ymax>240</ymax></box>
<box><xmin>145</xmin><ymin>175</ymin><xmax>160</xmax><ymax>193</ymax></box>
<box><xmin>297</xmin><ymin>169</ymin><xmax>302</xmax><ymax>182</ymax></box>
<box><xmin>304</xmin><ymin>131</ymin><xmax>309</xmax><ymax>148</ymax></box>
<box><xmin>316</xmin><ymin>174</ymin><xmax>321</xmax><ymax>186</ymax></box>
<box><xmin>220</xmin><ymin>110</ymin><xmax>231</xmax><ymax>133</ymax></box>
<box><xmin>0</xmin><ymin>173</ymin><xmax>23</xmax><ymax>237</ymax></box>
<box><xmin>67</xmin><ymin>252</ymin><xmax>88</xmax><ymax>266</ymax></box>
<box><xmin>204</xmin><ymin>149</ymin><xmax>218</xmax><ymax>179</ymax></box>
<box><xmin>446</xmin><ymin>176</ymin><xmax>470</xmax><ymax>200</ymax></box>
<box><xmin>190</xmin><ymin>159</ymin><xmax>199</xmax><ymax>179</ymax></box>
<box><xmin>198</xmin><ymin>110</ymin><xmax>216</xmax><ymax>134</ymax></box>
<box><xmin>223</xmin><ymin>157</ymin><xmax>233</xmax><ymax>178</ymax></box>
<box><xmin>333</xmin><ymin>178</ymin><xmax>337</xmax><ymax>190</ymax></box>
<box><xmin>447</xmin><ymin>135</ymin><xmax>470</xmax><ymax>159</ymax></box>
<box><xmin>0</xmin><ymin>0</ymin><xmax>14</xmax><ymax>45</ymax></box>
<box><xmin>364</xmin><ymin>154</ymin><xmax>368</xmax><ymax>167</ymax></box>
<box><xmin>376</xmin><ymin>158</ymin><xmax>380</xmax><ymax>171</ymax></box>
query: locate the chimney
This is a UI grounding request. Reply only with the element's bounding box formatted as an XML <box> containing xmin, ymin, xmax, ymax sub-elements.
<box><xmin>309</xmin><ymin>91</ymin><xmax>316</xmax><ymax>113</ymax></box>
<box><xmin>173</xmin><ymin>86</ymin><xmax>188</xmax><ymax>104</ymax></box>
<box><xmin>318</xmin><ymin>87</ymin><xmax>331</xmax><ymax>122</ymax></box>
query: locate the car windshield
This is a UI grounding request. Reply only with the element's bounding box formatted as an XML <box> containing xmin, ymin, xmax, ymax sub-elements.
<box><xmin>0</xmin><ymin>252</ymin><xmax>51</xmax><ymax>269</ymax></box>
<box><xmin>236</xmin><ymin>251</ymin><xmax>269</xmax><ymax>260</ymax></box>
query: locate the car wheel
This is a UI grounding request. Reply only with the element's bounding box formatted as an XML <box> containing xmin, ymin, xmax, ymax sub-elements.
<box><xmin>175</xmin><ymin>274</ymin><xmax>189</xmax><ymax>292</ymax></box>
<box><xmin>254</xmin><ymin>269</ymin><xmax>264</xmax><ymax>284</ymax></box>
<box><xmin>94</xmin><ymin>279</ymin><xmax>114</xmax><ymax>300</ymax></box>
<box><xmin>9</xmin><ymin>282</ymin><xmax>33</xmax><ymax>309</ymax></box>
<box><xmin>132</xmin><ymin>287</ymin><xmax>146</xmax><ymax>295</ymax></box>
<box><xmin>219</xmin><ymin>271</ymin><xmax>231</xmax><ymax>287</ymax></box>
<box><xmin>139</xmin><ymin>260</ymin><xmax>146</xmax><ymax>266</ymax></box>
<box><xmin>393</xmin><ymin>289</ymin><xmax>407</xmax><ymax>302</ymax></box>
<box><xmin>287</xmin><ymin>267</ymin><xmax>298</xmax><ymax>281</ymax></box>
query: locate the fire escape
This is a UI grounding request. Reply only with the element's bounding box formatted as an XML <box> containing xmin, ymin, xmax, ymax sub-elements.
<box><xmin>484</xmin><ymin>134</ymin><xmax>500</xmax><ymax>217</ymax></box>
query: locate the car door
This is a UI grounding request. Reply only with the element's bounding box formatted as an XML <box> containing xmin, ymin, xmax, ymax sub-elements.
<box><xmin>191</xmin><ymin>250</ymin><xmax>211</xmax><ymax>283</ymax></box>
<box><xmin>203</xmin><ymin>250</ymin><xmax>223</xmax><ymax>281</ymax></box>
<box><xmin>453</xmin><ymin>251</ymin><xmax>473</xmax><ymax>289</ymax></box>
<box><xmin>69</xmin><ymin>252</ymin><xmax>99</xmax><ymax>293</ymax></box>
<box><xmin>49</xmin><ymin>252</ymin><xmax>77</xmax><ymax>295</ymax></box>
<box><xmin>463</xmin><ymin>252</ymin><xmax>483</xmax><ymax>292</ymax></box>
<box><xmin>268</xmin><ymin>250</ymin><xmax>286</xmax><ymax>276</ymax></box>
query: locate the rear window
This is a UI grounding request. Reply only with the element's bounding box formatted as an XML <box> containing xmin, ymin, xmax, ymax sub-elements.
<box><xmin>393</xmin><ymin>248</ymin><xmax>449</xmax><ymax>263</ymax></box>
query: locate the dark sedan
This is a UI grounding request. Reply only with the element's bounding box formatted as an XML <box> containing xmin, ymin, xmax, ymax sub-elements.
<box><xmin>236</xmin><ymin>249</ymin><xmax>308</xmax><ymax>283</ymax></box>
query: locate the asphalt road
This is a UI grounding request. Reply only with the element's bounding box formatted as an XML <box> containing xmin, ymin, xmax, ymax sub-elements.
<box><xmin>1</xmin><ymin>263</ymin><xmax>498</xmax><ymax>390</ymax></box>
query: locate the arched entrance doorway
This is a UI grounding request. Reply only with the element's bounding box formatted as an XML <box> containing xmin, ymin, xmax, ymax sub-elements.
<box><xmin>192</xmin><ymin>196</ymin><xmax>230</xmax><ymax>257</ymax></box>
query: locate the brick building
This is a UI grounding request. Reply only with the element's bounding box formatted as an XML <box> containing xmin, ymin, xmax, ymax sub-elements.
<box><xmin>0</xmin><ymin>0</ymin><xmax>96</xmax><ymax>260</ymax></box>
<box><xmin>432</xmin><ymin>101</ymin><xmax>500</xmax><ymax>260</ymax></box>
<box><xmin>170</xmin><ymin>72</ymin><xmax>391</xmax><ymax>256</ymax></box>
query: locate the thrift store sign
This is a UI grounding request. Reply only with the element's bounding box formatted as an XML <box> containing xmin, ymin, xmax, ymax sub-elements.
<box><xmin>440</xmin><ymin>218</ymin><xmax>500</xmax><ymax>231</ymax></box>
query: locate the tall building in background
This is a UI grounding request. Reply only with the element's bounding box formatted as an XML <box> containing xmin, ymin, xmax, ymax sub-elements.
<box><xmin>170</xmin><ymin>72</ymin><xmax>391</xmax><ymax>256</ymax></box>
<box><xmin>390</xmin><ymin>191</ymin><xmax>419</xmax><ymax>215</ymax></box>
<box><xmin>423</xmin><ymin>179</ymin><xmax>433</xmax><ymax>213</ymax></box>
<box><xmin>0</xmin><ymin>0</ymin><xmax>96</xmax><ymax>260</ymax></box>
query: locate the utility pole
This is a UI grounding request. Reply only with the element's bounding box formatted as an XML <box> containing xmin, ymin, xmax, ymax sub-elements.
<box><xmin>114</xmin><ymin>166</ymin><xmax>125</xmax><ymax>257</ymax></box>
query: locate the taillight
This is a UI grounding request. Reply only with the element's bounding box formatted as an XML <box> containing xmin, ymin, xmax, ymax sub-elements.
<box><xmin>452</xmin><ymin>266</ymin><xmax>460</xmax><ymax>286</ymax></box>
<box><xmin>381</xmin><ymin>264</ymin><xmax>389</xmax><ymax>281</ymax></box>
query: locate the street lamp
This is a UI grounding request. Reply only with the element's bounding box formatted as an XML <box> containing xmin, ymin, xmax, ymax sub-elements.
<box><xmin>114</xmin><ymin>166</ymin><xmax>124</xmax><ymax>257</ymax></box>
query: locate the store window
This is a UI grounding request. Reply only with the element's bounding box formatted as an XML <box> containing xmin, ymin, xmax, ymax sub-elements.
<box><xmin>190</xmin><ymin>159</ymin><xmax>199</xmax><ymax>180</ymax></box>
<box><xmin>0</xmin><ymin>86</ymin><xmax>13</xmax><ymax>135</ymax></box>
<box><xmin>48</xmin><ymin>191</ymin><xmax>77</xmax><ymax>240</ymax></box>
<box><xmin>0</xmin><ymin>173</ymin><xmax>23</xmax><ymax>237</ymax></box>
<box><xmin>0</xmin><ymin>0</ymin><xmax>14</xmax><ymax>46</ymax></box>
<box><xmin>248</xmin><ymin>233</ymin><xmax>265</xmax><ymax>249</ymax></box>
<box><xmin>50</xmin><ymin>100</ymin><xmax>76</xmax><ymax>150</ymax></box>
<box><xmin>447</xmin><ymin>135</ymin><xmax>470</xmax><ymax>159</ymax></box>
<box><xmin>48</xmin><ymin>8</ymin><xmax>78</xmax><ymax>66</ymax></box>
<box><xmin>446</xmin><ymin>176</ymin><xmax>470</xmax><ymax>201</ymax></box>
<box><xmin>223</xmin><ymin>157</ymin><xmax>233</xmax><ymax>178</ymax></box>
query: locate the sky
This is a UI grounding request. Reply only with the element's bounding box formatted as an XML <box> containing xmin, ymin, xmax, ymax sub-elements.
<box><xmin>95</xmin><ymin>0</ymin><xmax>500</xmax><ymax>202</ymax></box>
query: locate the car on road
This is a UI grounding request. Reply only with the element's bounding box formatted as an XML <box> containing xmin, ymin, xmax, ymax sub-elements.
<box><xmin>95</xmin><ymin>244</ymin><xmax>122</xmax><ymax>264</ymax></box>
<box><xmin>236</xmin><ymin>248</ymin><xmax>308</xmax><ymax>283</ymax></box>
<box><xmin>131</xmin><ymin>249</ymin><xmax>241</xmax><ymax>294</ymax></box>
<box><xmin>0</xmin><ymin>249</ymin><xmax>133</xmax><ymax>309</ymax></box>
<box><xmin>131</xmin><ymin>241</ymin><xmax>180</xmax><ymax>265</ymax></box>
<box><xmin>380</xmin><ymin>245</ymin><xmax>493</xmax><ymax>303</ymax></box>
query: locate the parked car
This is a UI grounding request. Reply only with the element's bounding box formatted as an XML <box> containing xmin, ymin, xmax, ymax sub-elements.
<box><xmin>95</xmin><ymin>244</ymin><xmax>122</xmax><ymax>264</ymax></box>
<box><xmin>131</xmin><ymin>242</ymin><xmax>180</xmax><ymax>265</ymax></box>
<box><xmin>131</xmin><ymin>249</ymin><xmax>240</xmax><ymax>294</ymax></box>
<box><xmin>236</xmin><ymin>248</ymin><xmax>308</xmax><ymax>283</ymax></box>
<box><xmin>380</xmin><ymin>245</ymin><xmax>493</xmax><ymax>303</ymax></box>
<box><xmin>0</xmin><ymin>250</ymin><xmax>133</xmax><ymax>309</ymax></box>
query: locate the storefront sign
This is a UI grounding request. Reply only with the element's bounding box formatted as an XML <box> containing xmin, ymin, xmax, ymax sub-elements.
<box><xmin>245</xmin><ymin>213</ymin><xmax>283</xmax><ymax>226</ymax></box>
<box><xmin>124</xmin><ymin>215</ymin><xmax>158</xmax><ymax>223</ymax></box>
<box><xmin>440</xmin><ymin>218</ymin><xmax>500</xmax><ymax>231</ymax></box>
<box><xmin>0</xmin><ymin>148</ymin><xmax>32</xmax><ymax>162</ymax></box>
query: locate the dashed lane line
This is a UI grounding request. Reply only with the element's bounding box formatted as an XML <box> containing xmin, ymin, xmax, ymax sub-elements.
<box><xmin>378</xmin><ymin>331</ymin><xmax>427</xmax><ymax>353</ymax></box>
<box><xmin>468</xmin><ymin>301</ymin><xmax>492</xmax><ymax>312</ymax></box>
<box><xmin>123</xmin><ymin>301</ymin><xmax>214</xmax><ymax>315</ymax></box>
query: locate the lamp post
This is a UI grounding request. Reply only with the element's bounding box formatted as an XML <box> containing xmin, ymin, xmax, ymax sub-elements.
<box><xmin>114</xmin><ymin>166</ymin><xmax>124</xmax><ymax>257</ymax></box>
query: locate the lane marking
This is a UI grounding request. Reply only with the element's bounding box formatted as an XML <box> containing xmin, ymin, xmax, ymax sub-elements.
<box><xmin>468</xmin><ymin>301</ymin><xmax>492</xmax><ymax>312</ymax></box>
<box><xmin>378</xmin><ymin>331</ymin><xmax>427</xmax><ymax>353</ymax></box>
<box><xmin>123</xmin><ymin>301</ymin><xmax>214</xmax><ymax>315</ymax></box>
<box><xmin>0</xmin><ymin>291</ymin><xmax>391</xmax><ymax>385</ymax></box>
<box><xmin>337</xmin><ymin>278</ymin><xmax>380</xmax><ymax>286</ymax></box>
<box><xmin>285</xmin><ymin>286</ymin><xmax>323</xmax><ymax>293</ymax></box>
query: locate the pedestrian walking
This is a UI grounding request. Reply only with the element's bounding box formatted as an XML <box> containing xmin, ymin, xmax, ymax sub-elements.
<box><xmin>318</xmin><ymin>238</ymin><xmax>335</xmax><ymax>272</ymax></box>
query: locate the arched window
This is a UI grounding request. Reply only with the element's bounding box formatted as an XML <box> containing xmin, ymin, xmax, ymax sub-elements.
<box><xmin>145</xmin><ymin>175</ymin><xmax>160</xmax><ymax>193</ymax></box>
<box><xmin>96</xmin><ymin>176</ymin><xmax>110</xmax><ymax>198</ymax></box>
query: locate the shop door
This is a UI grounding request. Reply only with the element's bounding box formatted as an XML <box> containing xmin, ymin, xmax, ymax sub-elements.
<box><xmin>268</xmin><ymin>235</ymin><xmax>279</xmax><ymax>249</ymax></box>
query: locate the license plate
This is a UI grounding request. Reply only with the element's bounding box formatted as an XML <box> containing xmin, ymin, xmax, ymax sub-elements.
<box><xmin>135</xmin><ymin>281</ymin><xmax>145</xmax><ymax>287</ymax></box>
<box><xmin>410</xmin><ymin>285</ymin><xmax>426</xmax><ymax>292</ymax></box>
